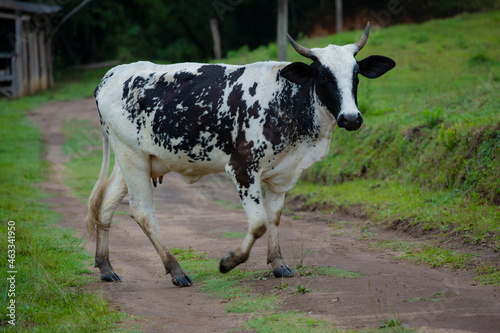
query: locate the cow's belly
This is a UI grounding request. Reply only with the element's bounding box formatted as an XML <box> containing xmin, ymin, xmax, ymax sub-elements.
<box><xmin>150</xmin><ymin>147</ymin><xmax>230</xmax><ymax>184</ymax></box>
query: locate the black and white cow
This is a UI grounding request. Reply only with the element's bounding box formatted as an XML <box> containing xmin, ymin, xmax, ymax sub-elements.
<box><xmin>86</xmin><ymin>23</ymin><xmax>395</xmax><ymax>287</ymax></box>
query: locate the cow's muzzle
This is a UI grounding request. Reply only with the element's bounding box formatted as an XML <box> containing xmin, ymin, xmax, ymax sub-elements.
<box><xmin>337</xmin><ymin>112</ymin><xmax>363</xmax><ymax>131</ymax></box>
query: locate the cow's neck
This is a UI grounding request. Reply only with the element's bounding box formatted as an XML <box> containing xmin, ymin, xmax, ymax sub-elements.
<box><xmin>313</xmin><ymin>86</ymin><xmax>337</xmax><ymax>143</ymax></box>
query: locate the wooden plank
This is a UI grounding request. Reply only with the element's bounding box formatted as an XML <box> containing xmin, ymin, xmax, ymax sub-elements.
<box><xmin>29</xmin><ymin>31</ymin><xmax>41</xmax><ymax>94</ymax></box>
<box><xmin>34</xmin><ymin>31</ymin><xmax>41</xmax><ymax>93</ymax></box>
<box><xmin>28</xmin><ymin>31</ymin><xmax>35</xmax><ymax>94</ymax></box>
<box><xmin>12</xmin><ymin>16</ymin><xmax>22</xmax><ymax>98</ymax></box>
<box><xmin>21</xmin><ymin>21</ymin><xmax>29</xmax><ymax>97</ymax></box>
<box><xmin>46</xmin><ymin>34</ymin><xmax>53</xmax><ymax>89</ymax></box>
<box><xmin>39</xmin><ymin>30</ymin><xmax>48</xmax><ymax>91</ymax></box>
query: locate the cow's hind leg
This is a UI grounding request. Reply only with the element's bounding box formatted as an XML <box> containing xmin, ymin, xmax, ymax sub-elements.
<box><xmin>264</xmin><ymin>189</ymin><xmax>293</xmax><ymax>278</ymax></box>
<box><xmin>95</xmin><ymin>162</ymin><xmax>128</xmax><ymax>281</ymax></box>
<box><xmin>117</xmin><ymin>149</ymin><xmax>192</xmax><ymax>287</ymax></box>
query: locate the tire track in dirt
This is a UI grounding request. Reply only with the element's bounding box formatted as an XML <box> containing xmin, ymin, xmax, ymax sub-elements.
<box><xmin>32</xmin><ymin>98</ymin><xmax>500</xmax><ymax>332</ymax></box>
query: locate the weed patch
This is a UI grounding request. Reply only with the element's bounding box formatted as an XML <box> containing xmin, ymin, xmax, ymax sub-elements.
<box><xmin>404</xmin><ymin>245</ymin><xmax>474</xmax><ymax>269</ymax></box>
<box><xmin>242</xmin><ymin>311</ymin><xmax>340</xmax><ymax>332</ymax></box>
<box><xmin>475</xmin><ymin>262</ymin><xmax>500</xmax><ymax>285</ymax></box>
<box><xmin>293</xmin><ymin>283</ymin><xmax>312</xmax><ymax>295</ymax></box>
<box><xmin>314</xmin><ymin>266</ymin><xmax>364</xmax><ymax>278</ymax></box>
<box><xmin>368</xmin><ymin>280</ymin><xmax>405</xmax><ymax>331</ymax></box>
<box><xmin>213</xmin><ymin>199</ymin><xmax>243</xmax><ymax>210</ymax></box>
<box><xmin>404</xmin><ymin>291</ymin><xmax>457</xmax><ymax>303</ymax></box>
<box><xmin>221</xmin><ymin>231</ymin><xmax>246</xmax><ymax>239</ymax></box>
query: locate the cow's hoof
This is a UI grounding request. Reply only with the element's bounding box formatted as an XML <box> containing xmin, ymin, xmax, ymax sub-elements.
<box><xmin>172</xmin><ymin>275</ymin><xmax>193</xmax><ymax>287</ymax></box>
<box><xmin>101</xmin><ymin>272</ymin><xmax>121</xmax><ymax>282</ymax></box>
<box><xmin>220</xmin><ymin>251</ymin><xmax>248</xmax><ymax>274</ymax></box>
<box><xmin>219</xmin><ymin>256</ymin><xmax>232</xmax><ymax>274</ymax></box>
<box><xmin>273</xmin><ymin>265</ymin><xmax>294</xmax><ymax>278</ymax></box>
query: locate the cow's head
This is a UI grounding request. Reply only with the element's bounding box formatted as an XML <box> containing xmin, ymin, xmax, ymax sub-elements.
<box><xmin>281</xmin><ymin>23</ymin><xmax>395</xmax><ymax>131</ymax></box>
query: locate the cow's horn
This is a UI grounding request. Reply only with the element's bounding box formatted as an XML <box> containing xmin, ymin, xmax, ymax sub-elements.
<box><xmin>355</xmin><ymin>22</ymin><xmax>370</xmax><ymax>51</ymax></box>
<box><xmin>287</xmin><ymin>33</ymin><xmax>313</xmax><ymax>59</ymax></box>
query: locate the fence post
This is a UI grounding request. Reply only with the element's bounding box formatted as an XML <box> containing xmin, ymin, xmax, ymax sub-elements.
<box><xmin>277</xmin><ymin>0</ymin><xmax>288</xmax><ymax>61</ymax></box>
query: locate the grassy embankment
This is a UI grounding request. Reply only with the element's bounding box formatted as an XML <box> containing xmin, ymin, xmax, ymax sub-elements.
<box><xmin>0</xmin><ymin>68</ymin><xmax>133</xmax><ymax>331</ymax></box>
<box><xmin>224</xmin><ymin>11</ymin><xmax>500</xmax><ymax>283</ymax></box>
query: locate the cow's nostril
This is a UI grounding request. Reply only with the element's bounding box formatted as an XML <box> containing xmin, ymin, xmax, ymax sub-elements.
<box><xmin>337</xmin><ymin>114</ymin><xmax>347</xmax><ymax>128</ymax></box>
<box><xmin>357</xmin><ymin>113</ymin><xmax>363</xmax><ymax>125</ymax></box>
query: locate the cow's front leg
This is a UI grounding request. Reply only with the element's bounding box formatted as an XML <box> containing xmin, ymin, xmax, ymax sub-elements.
<box><xmin>220</xmin><ymin>161</ymin><xmax>267</xmax><ymax>273</ymax></box>
<box><xmin>265</xmin><ymin>189</ymin><xmax>293</xmax><ymax>278</ymax></box>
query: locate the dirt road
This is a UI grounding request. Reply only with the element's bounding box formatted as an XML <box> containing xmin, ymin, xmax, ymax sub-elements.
<box><xmin>32</xmin><ymin>98</ymin><xmax>499</xmax><ymax>332</ymax></box>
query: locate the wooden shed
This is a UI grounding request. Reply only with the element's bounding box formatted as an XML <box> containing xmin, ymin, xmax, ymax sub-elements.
<box><xmin>0</xmin><ymin>0</ymin><xmax>61</xmax><ymax>99</ymax></box>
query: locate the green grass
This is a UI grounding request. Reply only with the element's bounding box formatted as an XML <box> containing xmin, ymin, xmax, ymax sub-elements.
<box><xmin>404</xmin><ymin>245</ymin><xmax>474</xmax><ymax>270</ymax></box>
<box><xmin>314</xmin><ymin>266</ymin><xmax>364</xmax><ymax>278</ymax></box>
<box><xmin>242</xmin><ymin>311</ymin><xmax>341</xmax><ymax>332</ymax></box>
<box><xmin>475</xmin><ymin>265</ymin><xmax>500</xmax><ymax>285</ymax></box>
<box><xmin>374</xmin><ymin>240</ymin><xmax>475</xmax><ymax>270</ymax></box>
<box><xmin>371</xmin><ymin>239</ymin><xmax>500</xmax><ymax>285</ymax></box>
<box><xmin>404</xmin><ymin>291</ymin><xmax>457</xmax><ymax>303</ymax></box>
<box><xmin>370</xmin><ymin>240</ymin><xmax>421</xmax><ymax>252</ymax></box>
<box><xmin>221</xmin><ymin>231</ymin><xmax>246</xmax><ymax>239</ymax></box>
<box><xmin>213</xmin><ymin>199</ymin><xmax>244</xmax><ymax>210</ymax></box>
<box><xmin>0</xmin><ymin>67</ymin><xmax>128</xmax><ymax>331</ymax></box>
<box><xmin>61</xmin><ymin>119</ymin><xmax>113</xmax><ymax>201</ymax></box>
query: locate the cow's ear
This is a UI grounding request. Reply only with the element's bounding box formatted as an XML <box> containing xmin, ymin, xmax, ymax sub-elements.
<box><xmin>280</xmin><ymin>62</ymin><xmax>314</xmax><ymax>84</ymax></box>
<box><xmin>358</xmin><ymin>55</ymin><xmax>395</xmax><ymax>79</ymax></box>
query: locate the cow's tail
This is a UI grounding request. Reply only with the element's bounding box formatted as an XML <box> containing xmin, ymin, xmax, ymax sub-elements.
<box><xmin>85</xmin><ymin>125</ymin><xmax>110</xmax><ymax>239</ymax></box>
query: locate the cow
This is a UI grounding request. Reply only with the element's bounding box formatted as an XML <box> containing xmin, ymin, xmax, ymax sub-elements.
<box><xmin>86</xmin><ymin>23</ymin><xmax>395</xmax><ymax>287</ymax></box>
